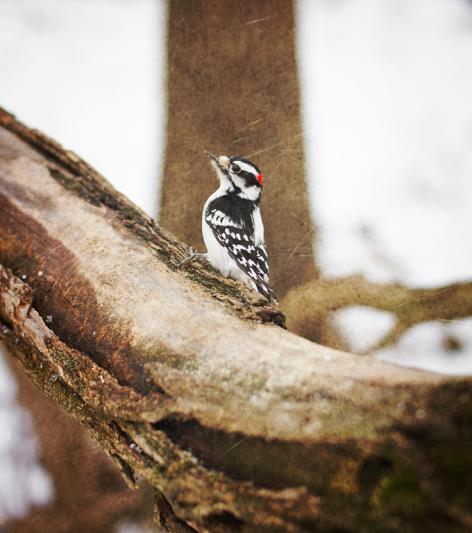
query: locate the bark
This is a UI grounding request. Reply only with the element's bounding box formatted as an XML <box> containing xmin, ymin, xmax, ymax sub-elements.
<box><xmin>159</xmin><ymin>0</ymin><xmax>317</xmax><ymax>298</ymax></box>
<box><xmin>1</xmin><ymin>107</ymin><xmax>472</xmax><ymax>532</ymax></box>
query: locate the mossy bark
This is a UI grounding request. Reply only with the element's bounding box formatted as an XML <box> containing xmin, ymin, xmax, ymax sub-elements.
<box><xmin>1</xmin><ymin>107</ymin><xmax>472</xmax><ymax>531</ymax></box>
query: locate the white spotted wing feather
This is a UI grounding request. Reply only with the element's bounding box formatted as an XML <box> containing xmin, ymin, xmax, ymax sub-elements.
<box><xmin>202</xmin><ymin>203</ymin><xmax>274</xmax><ymax>301</ymax></box>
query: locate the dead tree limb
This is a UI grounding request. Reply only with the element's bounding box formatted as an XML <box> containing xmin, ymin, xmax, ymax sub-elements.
<box><xmin>1</xmin><ymin>107</ymin><xmax>472</xmax><ymax>532</ymax></box>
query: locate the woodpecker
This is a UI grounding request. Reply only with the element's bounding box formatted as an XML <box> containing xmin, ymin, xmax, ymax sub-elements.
<box><xmin>200</xmin><ymin>151</ymin><xmax>275</xmax><ymax>301</ymax></box>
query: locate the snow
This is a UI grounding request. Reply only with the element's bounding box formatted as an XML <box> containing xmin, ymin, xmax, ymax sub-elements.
<box><xmin>297</xmin><ymin>0</ymin><xmax>472</xmax><ymax>287</ymax></box>
<box><xmin>0</xmin><ymin>0</ymin><xmax>166</xmax><ymax>217</ymax></box>
<box><xmin>332</xmin><ymin>306</ymin><xmax>396</xmax><ymax>353</ymax></box>
<box><xmin>297</xmin><ymin>0</ymin><xmax>472</xmax><ymax>372</ymax></box>
<box><xmin>115</xmin><ymin>521</ymin><xmax>158</xmax><ymax>533</ymax></box>
<box><xmin>0</xmin><ymin>344</ymin><xmax>54</xmax><ymax>522</ymax></box>
<box><xmin>377</xmin><ymin>318</ymin><xmax>472</xmax><ymax>375</ymax></box>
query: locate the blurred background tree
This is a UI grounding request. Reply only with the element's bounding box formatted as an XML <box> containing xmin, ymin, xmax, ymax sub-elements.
<box><xmin>160</xmin><ymin>0</ymin><xmax>317</xmax><ymax>298</ymax></box>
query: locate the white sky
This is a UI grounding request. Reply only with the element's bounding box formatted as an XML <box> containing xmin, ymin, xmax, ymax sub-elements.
<box><xmin>0</xmin><ymin>0</ymin><xmax>166</xmax><ymax>216</ymax></box>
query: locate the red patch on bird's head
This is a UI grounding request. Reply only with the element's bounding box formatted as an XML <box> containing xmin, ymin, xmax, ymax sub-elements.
<box><xmin>256</xmin><ymin>173</ymin><xmax>264</xmax><ymax>185</ymax></box>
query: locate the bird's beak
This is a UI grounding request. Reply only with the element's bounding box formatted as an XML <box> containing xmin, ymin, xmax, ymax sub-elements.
<box><xmin>205</xmin><ymin>151</ymin><xmax>230</xmax><ymax>172</ymax></box>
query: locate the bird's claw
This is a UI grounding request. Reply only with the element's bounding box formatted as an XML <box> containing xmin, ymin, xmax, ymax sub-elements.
<box><xmin>179</xmin><ymin>247</ymin><xmax>201</xmax><ymax>268</ymax></box>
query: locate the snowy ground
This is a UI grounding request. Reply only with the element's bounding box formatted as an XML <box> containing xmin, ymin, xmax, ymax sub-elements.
<box><xmin>1</xmin><ymin>0</ymin><xmax>471</xmax><ymax>525</ymax></box>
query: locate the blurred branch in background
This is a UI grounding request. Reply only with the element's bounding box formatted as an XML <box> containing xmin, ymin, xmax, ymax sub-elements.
<box><xmin>283</xmin><ymin>276</ymin><xmax>472</xmax><ymax>352</ymax></box>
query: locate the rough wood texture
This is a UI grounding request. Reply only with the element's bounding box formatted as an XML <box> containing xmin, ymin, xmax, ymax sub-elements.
<box><xmin>159</xmin><ymin>0</ymin><xmax>318</xmax><ymax>298</ymax></box>
<box><xmin>1</xmin><ymin>107</ymin><xmax>472</xmax><ymax>532</ymax></box>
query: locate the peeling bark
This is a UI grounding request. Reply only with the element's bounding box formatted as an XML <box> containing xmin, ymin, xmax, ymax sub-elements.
<box><xmin>1</xmin><ymin>107</ymin><xmax>472</xmax><ymax>531</ymax></box>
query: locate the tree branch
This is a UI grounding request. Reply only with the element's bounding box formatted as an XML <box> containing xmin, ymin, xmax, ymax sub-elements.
<box><xmin>282</xmin><ymin>276</ymin><xmax>472</xmax><ymax>350</ymax></box>
<box><xmin>1</xmin><ymin>107</ymin><xmax>472</xmax><ymax>531</ymax></box>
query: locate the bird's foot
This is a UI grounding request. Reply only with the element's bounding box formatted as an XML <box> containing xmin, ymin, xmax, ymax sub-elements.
<box><xmin>178</xmin><ymin>247</ymin><xmax>206</xmax><ymax>268</ymax></box>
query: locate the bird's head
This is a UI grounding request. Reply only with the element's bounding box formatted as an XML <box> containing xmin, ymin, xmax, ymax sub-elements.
<box><xmin>206</xmin><ymin>151</ymin><xmax>264</xmax><ymax>202</ymax></box>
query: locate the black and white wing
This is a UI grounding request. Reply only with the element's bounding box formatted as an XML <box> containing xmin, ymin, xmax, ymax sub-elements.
<box><xmin>205</xmin><ymin>208</ymin><xmax>275</xmax><ymax>301</ymax></box>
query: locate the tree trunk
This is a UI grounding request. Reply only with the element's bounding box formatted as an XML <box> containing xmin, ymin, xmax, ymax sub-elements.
<box><xmin>159</xmin><ymin>0</ymin><xmax>317</xmax><ymax>298</ymax></box>
<box><xmin>1</xmin><ymin>107</ymin><xmax>472</xmax><ymax>532</ymax></box>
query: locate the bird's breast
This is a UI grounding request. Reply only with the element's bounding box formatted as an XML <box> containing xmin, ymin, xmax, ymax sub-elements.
<box><xmin>252</xmin><ymin>208</ymin><xmax>264</xmax><ymax>246</ymax></box>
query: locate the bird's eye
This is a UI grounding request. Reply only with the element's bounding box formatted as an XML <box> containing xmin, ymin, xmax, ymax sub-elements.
<box><xmin>231</xmin><ymin>164</ymin><xmax>241</xmax><ymax>174</ymax></box>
